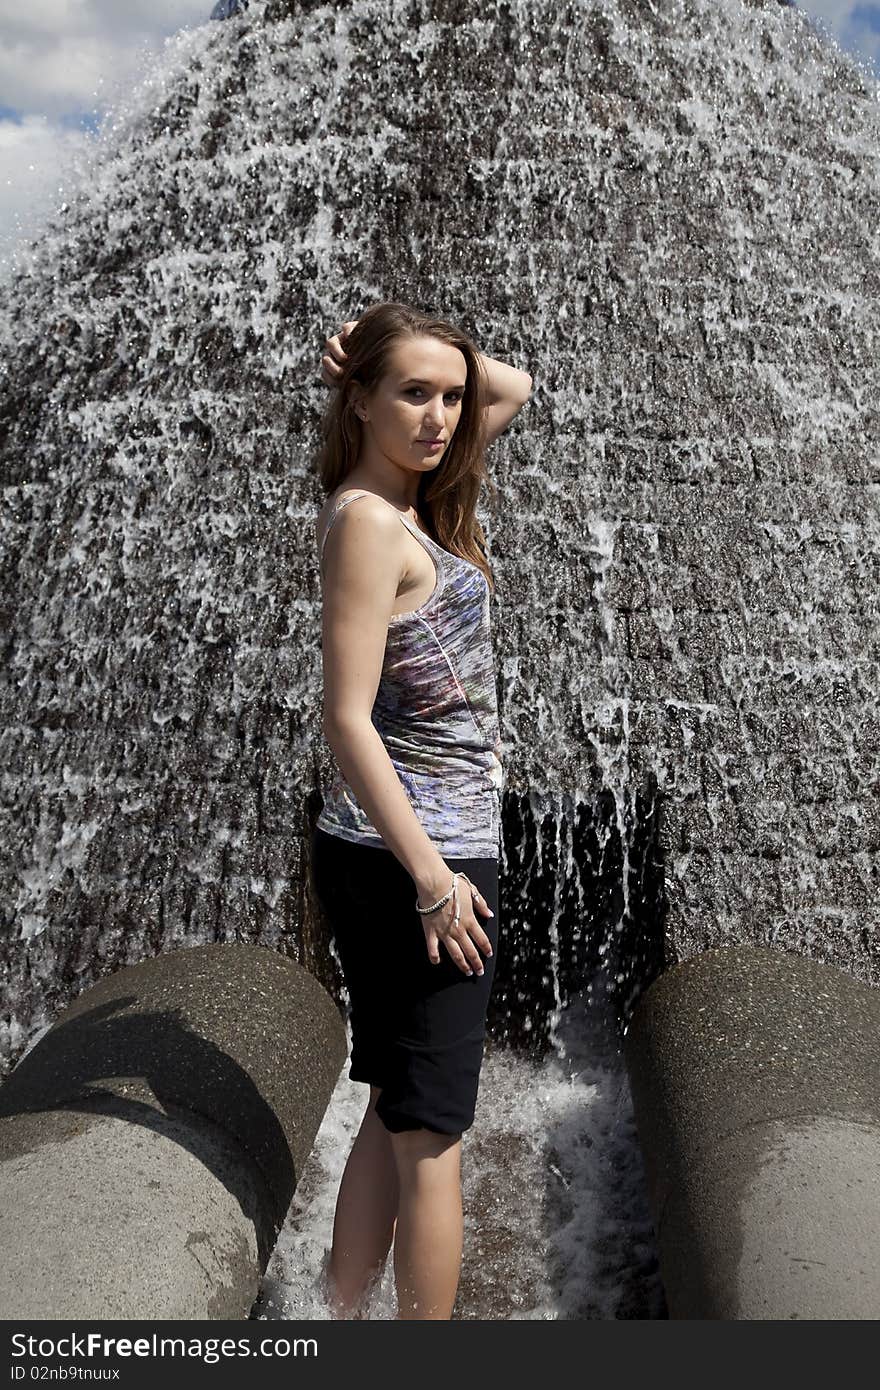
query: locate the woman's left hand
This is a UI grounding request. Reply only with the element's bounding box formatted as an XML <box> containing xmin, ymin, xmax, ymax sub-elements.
<box><xmin>320</xmin><ymin>319</ymin><xmax>359</xmax><ymax>388</ymax></box>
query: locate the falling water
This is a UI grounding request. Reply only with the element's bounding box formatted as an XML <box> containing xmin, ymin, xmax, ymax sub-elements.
<box><xmin>2</xmin><ymin>0</ymin><xmax>879</xmax><ymax>1317</ymax></box>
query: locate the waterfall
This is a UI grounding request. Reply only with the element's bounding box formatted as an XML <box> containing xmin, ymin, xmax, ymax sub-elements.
<box><xmin>1</xmin><ymin>0</ymin><xmax>877</xmax><ymax>1317</ymax></box>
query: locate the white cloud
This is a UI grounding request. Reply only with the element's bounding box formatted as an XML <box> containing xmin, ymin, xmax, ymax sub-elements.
<box><xmin>0</xmin><ymin>114</ymin><xmax>94</xmax><ymax>274</ymax></box>
<box><xmin>0</xmin><ymin>34</ymin><xmax>134</xmax><ymax>115</ymax></box>
<box><xmin>0</xmin><ymin>1</ymin><xmax>213</xmax><ymax>281</ymax></box>
<box><xmin>0</xmin><ymin>0</ymin><xmax>210</xmax><ymax>44</ymax></box>
<box><xmin>0</xmin><ymin>0</ymin><xmax>210</xmax><ymax>115</ymax></box>
<box><xmin>801</xmin><ymin>1</ymin><xmax>861</xmax><ymax>21</ymax></box>
<box><xmin>798</xmin><ymin>2</ymin><xmax>880</xmax><ymax>78</ymax></box>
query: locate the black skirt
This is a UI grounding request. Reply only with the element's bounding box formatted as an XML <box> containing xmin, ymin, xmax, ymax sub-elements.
<box><xmin>310</xmin><ymin>825</ymin><xmax>500</xmax><ymax>1136</ymax></box>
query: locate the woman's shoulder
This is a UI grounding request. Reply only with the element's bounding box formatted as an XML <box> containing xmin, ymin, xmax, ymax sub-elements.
<box><xmin>321</xmin><ymin>483</ymin><xmax>372</xmax><ymax>511</ymax></box>
<box><xmin>317</xmin><ymin>485</ymin><xmax>394</xmax><ymax>527</ymax></box>
<box><xmin>316</xmin><ymin>485</ymin><xmax>365</xmax><ymax>538</ymax></box>
<box><xmin>316</xmin><ymin>487</ymin><xmax>404</xmax><ymax>560</ymax></box>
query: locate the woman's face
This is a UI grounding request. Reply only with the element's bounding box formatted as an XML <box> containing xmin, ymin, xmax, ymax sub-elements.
<box><xmin>356</xmin><ymin>335</ymin><xmax>467</xmax><ymax>474</ymax></box>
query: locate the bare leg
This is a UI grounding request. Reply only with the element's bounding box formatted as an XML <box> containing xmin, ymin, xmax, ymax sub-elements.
<box><xmin>390</xmin><ymin>1127</ymin><xmax>463</xmax><ymax>1320</ymax></box>
<box><xmin>326</xmin><ymin>1085</ymin><xmax>400</xmax><ymax>1319</ymax></box>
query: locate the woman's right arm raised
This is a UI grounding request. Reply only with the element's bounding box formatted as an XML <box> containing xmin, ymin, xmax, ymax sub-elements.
<box><xmin>319</xmin><ymin>496</ymin><xmax>451</xmax><ymax>898</ymax></box>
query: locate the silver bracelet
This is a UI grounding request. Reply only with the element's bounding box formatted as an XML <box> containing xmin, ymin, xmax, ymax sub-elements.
<box><xmin>415</xmin><ymin>872</ymin><xmax>460</xmax><ymax>915</ymax></box>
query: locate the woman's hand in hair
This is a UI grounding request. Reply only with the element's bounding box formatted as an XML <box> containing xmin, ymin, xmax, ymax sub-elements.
<box><xmin>320</xmin><ymin>319</ymin><xmax>359</xmax><ymax>388</ymax></box>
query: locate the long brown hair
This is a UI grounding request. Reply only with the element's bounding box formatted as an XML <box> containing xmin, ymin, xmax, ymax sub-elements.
<box><xmin>314</xmin><ymin>301</ymin><xmax>498</xmax><ymax>593</ymax></box>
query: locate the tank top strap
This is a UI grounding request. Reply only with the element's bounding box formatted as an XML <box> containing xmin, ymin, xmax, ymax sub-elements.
<box><xmin>395</xmin><ymin>510</ymin><xmax>443</xmax><ymax>555</ymax></box>
<box><xmin>319</xmin><ymin>490</ymin><xmax>444</xmax><ymax>570</ymax></box>
<box><xmin>319</xmin><ymin>490</ymin><xmax>371</xmax><ymax>566</ymax></box>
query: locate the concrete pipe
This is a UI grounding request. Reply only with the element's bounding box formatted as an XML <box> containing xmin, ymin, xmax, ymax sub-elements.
<box><xmin>0</xmin><ymin>942</ymin><xmax>347</xmax><ymax>1319</ymax></box>
<box><xmin>623</xmin><ymin>944</ymin><xmax>880</xmax><ymax>1319</ymax></box>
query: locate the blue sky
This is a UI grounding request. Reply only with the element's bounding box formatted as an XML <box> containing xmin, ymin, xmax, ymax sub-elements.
<box><xmin>0</xmin><ymin>1</ymin><xmax>878</xmax><ymax>277</ymax></box>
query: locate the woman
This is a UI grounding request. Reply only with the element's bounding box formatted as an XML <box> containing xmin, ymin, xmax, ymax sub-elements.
<box><xmin>310</xmin><ymin>301</ymin><xmax>532</xmax><ymax>1320</ymax></box>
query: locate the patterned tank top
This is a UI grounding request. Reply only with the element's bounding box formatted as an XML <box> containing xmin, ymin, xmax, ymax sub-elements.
<box><xmin>316</xmin><ymin>490</ymin><xmax>503</xmax><ymax>859</ymax></box>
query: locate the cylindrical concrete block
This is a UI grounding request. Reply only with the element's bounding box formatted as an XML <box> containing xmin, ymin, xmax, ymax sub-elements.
<box><xmin>0</xmin><ymin>942</ymin><xmax>347</xmax><ymax>1319</ymax></box>
<box><xmin>623</xmin><ymin>945</ymin><xmax>880</xmax><ymax>1319</ymax></box>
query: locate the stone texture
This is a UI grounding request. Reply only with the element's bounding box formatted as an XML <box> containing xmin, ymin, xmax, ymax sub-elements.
<box><xmin>623</xmin><ymin>944</ymin><xmax>880</xmax><ymax>1318</ymax></box>
<box><xmin>0</xmin><ymin>942</ymin><xmax>347</xmax><ymax>1318</ymax></box>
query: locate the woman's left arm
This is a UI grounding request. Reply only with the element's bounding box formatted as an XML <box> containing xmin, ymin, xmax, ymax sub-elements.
<box><xmin>477</xmin><ymin>353</ymin><xmax>533</xmax><ymax>444</ymax></box>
